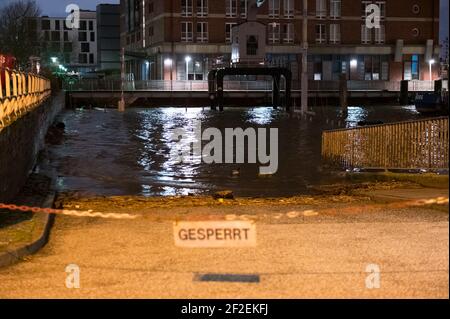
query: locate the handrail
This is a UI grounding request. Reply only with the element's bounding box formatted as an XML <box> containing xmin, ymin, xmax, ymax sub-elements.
<box><xmin>0</xmin><ymin>67</ymin><xmax>52</xmax><ymax>130</ymax></box>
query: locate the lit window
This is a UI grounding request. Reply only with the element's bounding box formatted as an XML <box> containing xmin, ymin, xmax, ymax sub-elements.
<box><xmin>316</xmin><ymin>0</ymin><xmax>326</xmax><ymax>18</ymax></box>
<box><xmin>330</xmin><ymin>0</ymin><xmax>341</xmax><ymax>19</ymax></box>
<box><xmin>329</xmin><ymin>24</ymin><xmax>340</xmax><ymax>44</ymax></box>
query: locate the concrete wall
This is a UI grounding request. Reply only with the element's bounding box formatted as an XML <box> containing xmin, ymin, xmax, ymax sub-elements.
<box><xmin>0</xmin><ymin>94</ymin><xmax>64</xmax><ymax>203</ymax></box>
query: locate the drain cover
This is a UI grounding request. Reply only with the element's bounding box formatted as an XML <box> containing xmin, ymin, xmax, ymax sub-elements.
<box><xmin>194</xmin><ymin>273</ymin><xmax>260</xmax><ymax>283</ymax></box>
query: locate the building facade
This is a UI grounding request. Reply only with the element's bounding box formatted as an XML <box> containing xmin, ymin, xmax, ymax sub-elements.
<box><xmin>120</xmin><ymin>0</ymin><xmax>440</xmax><ymax>82</ymax></box>
<box><xmin>38</xmin><ymin>11</ymin><xmax>98</xmax><ymax>74</ymax></box>
<box><xmin>97</xmin><ymin>4</ymin><xmax>121</xmax><ymax>71</ymax></box>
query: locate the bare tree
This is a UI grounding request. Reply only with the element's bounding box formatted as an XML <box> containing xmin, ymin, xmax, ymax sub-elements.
<box><xmin>0</xmin><ymin>0</ymin><xmax>41</xmax><ymax>67</ymax></box>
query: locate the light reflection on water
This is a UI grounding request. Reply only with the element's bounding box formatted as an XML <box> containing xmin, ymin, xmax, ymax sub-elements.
<box><xmin>49</xmin><ymin>105</ymin><xmax>424</xmax><ymax>197</ymax></box>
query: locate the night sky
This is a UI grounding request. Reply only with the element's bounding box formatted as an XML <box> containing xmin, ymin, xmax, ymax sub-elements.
<box><xmin>0</xmin><ymin>0</ymin><xmax>448</xmax><ymax>42</ymax></box>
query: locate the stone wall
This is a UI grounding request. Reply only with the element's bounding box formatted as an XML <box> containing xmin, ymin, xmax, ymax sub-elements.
<box><xmin>0</xmin><ymin>94</ymin><xmax>64</xmax><ymax>203</ymax></box>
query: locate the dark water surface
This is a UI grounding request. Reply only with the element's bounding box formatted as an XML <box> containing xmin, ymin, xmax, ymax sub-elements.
<box><xmin>49</xmin><ymin>105</ymin><xmax>424</xmax><ymax>197</ymax></box>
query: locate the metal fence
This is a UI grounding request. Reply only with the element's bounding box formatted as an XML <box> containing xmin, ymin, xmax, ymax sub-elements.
<box><xmin>322</xmin><ymin>117</ymin><xmax>449</xmax><ymax>170</ymax></box>
<box><xmin>64</xmin><ymin>79</ymin><xmax>445</xmax><ymax>92</ymax></box>
<box><xmin>0</xmin><ymin>67</ymin><xmax>51</xmax><ymax>129</ymax></box>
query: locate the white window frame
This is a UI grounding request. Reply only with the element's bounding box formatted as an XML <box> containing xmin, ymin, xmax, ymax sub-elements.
<box><xmin>181</xmin><ymin>0</ymin><xmax>193</xmax><ymax>17</ymax></box>
<box><xmin>376</xmin><ymin>1</ymin><xmax>386</xmax><ymax>20</ymax></box>
<box><xmin>240</xmin><ymin>0</ymin><xmax>247</xmax><ymax>18</ymax></box>
<box><xmin>196</xmin><ymin>0</ymin><xmax>208</xmax><ymax>17</ymax></box>
<box><xmin>284</xmin><ymin>0</ymin><xmax>294</xmax><ymax>18</ymax></box>
<box><xmin>269</xmin><ymin>0</ymin><xmax>280</xmax><ymax>18</ymax></box>
<box><xmin>226</xmin><ymin>0</ymin><xmax>237</xmax><ymax>17</ymax></box>
<box><xmin>375</xmin><ymin>24</ymin><xmax>385</xmax><ymax>44</ymax></box>
<box><xmin>330</xmin><ymin>0</ymin><xmax>341</xmax><ymax>19</ymax></box>
<box><xmin>268</xmin><ymin>22</ymin><xmax>281</xmax><ymax>43</ymax></box>
<box><xmin>315</xmin><ymin>24</ymin><xmax>326</xmax><ymax>44</ymax></box>
<box><xmin>361</xmin><ymin>24</ymin><xmax>371</xmax><ymax>44</ymax></box>
<box><xmin>225</xmin><ymin>22</ymin><xmax>237</xmax><ymax>43</ymax></box>
<box><xmin>329</xmin><ymin>24</ymin><xmax>340</xmax><ymax>44</ymax></box>
<box><xmin>196</xmin><ymin>22</ymin><xmax>208</xmax><ymax>42</ymax></box>
<box><xmin>283</xmin><ymin>23</ymin><xmax>294</xmax><ymax>43</ymax></box>
<box><xmin>316</xmin><ymin>0</ymin><xmax>326</xmax><ymax>19</ymax></box>
<box><xmin>181</xmin><ymin>21</ymin><xmax>193</xmax><ymax>42</ymax></box>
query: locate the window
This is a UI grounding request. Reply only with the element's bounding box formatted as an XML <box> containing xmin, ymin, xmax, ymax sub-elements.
<box><xmin>361</xmin><ymin>24</ymin><xmax>371</xmax><ymax>44</ymax></box>
<box><xmin>90</xmin><ymin>32</ymin><xmax>95</xmax><ymax>42</ymax></box>
<box><xmin>269</xmin><ymin>0</ymin><xmax>280</xmax><ymax>18</ymax></box>
<box><xmin>197</xmin><ymin>22</ymin><xmax>208</xmax><ymax>42</ymax></box>
<box><xmin>330</xmin><ymin>0</ymin><xmax>341</xmax><ymax>19</ymax></box>
<box><xmin>284</xmin><ymin>0</ymin><xmax>294</xmax><ymax>18</ymax></box>
<box><xmin>316</xmin><ymin>0</ymin><xmax>326</xmax><ymax>18</ymax></box>
<box><xmin>411</xmin><ymin>54</ymin><xmax>419</xmax><ymax>80</ymax></box>
<box><xmin>64</xmin><ymin>42</ymin><xmax>72</xmax><ymax>52</ymax></box>
<box><xmin>64</xmin><ymin>32</ymin><xmax>69</xmax><ymax>41</ymax></box>
<box><xmin>89</xmin><ymin>21</ymin><xmax>94</xmax><ymax>31</ymax></box>
<box><xmin>329</xmin><ymin>24</ymin><xmax>340</xmax><ymax>44</ymax></box>
<box><xmin>181</xmin><ymin>22</ymin><xmax>193</xmax><ymax>42</ymax></box>
<box><xmin>182</xmin><ymin>0</ymin><xmax>193</xmax><ymax>17</ymax></box>
<box><xmin>268</xmin><ymin>23</ymin><xmax>280</xmax><ymax>43</ymax></box>
<box><xmin>51</xmin><ymin>31</ymin><xmax>60</xmax><ymax>41</ymax></box>
<box><xmin>44</xmin><ymin>31</ymin><xmax>50</xmax><ymax>41</ymax></box>
<box><xmin>283</xmin><ymin>23</ymin><xmax>294</xmax><ymax>43</ymax></box>
<box><xmin>225</xmin><ymin>23</ymin><xmax>236</xmax><ymax>43</ymax></box>
<box><xmin>247</xmin><ymin>35</ymin><xmax>258</xmax><ymax>55</ymax></box>
<box><xmin>79</xmin><ymin>54</ymin><xmax>87</xmax><ymax>64</ymax></box>
<box><xmin>41</xmin><ymin>20</ymin><xmax>50</xmax><ymax>30</ymax></box>
<box><xmin>197</xmin><ymin>0</ymin><xmax>208</xmax><ymax>17</ymax></box>
<box><xmin>81</xmin><ymin>43</ymin><xmax>90</xmax><ymax>53</ymax></box>
<box><xmin>361</xmin><ymin>1</ymin><xmax>371</xmax><ymax>18</ymax></box>
<box><xmin>55</xmin><ymin>20</ymin><xmax>60</xmax><ymax>30</ymax></box>
<box><xmin>226</xmin><ymin>0</ymin><xmax>237</xmax><ymax>17</ymax></box>
<box><xmin>89</xmin><ymin>54</ymin><xmax>94</xmax><ymax>64</ymax></box>
<box><xmin>315</xmin><ymin>24</ymin><xmax>326</xmax><ymax>44</ymax></box>
<box><xmin>376</xmin><ymin>1</ymin><xmax>386</xmax><ymax>20</ymax></box>
<box><xmin>79</xmin><ymin>32</ymin><xmax>87</xmax><ymax>41</ymax></box>
<box><xmin>80</xmin><ymin>20</ymin><xmax>87</xmax><ymax>30</ymax></box>
<box><xmin>240</xmin><ymin>0</ymin><xmax>247</xmax><ymax>18</ymax></box>
<box><xmin>374</xmin><ymin>24</ymin><xmax>385</xmax><ymax>44</ymax></box>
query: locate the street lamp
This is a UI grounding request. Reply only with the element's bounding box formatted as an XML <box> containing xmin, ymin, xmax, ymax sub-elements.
<box><xmin>164</xmin><ymin>58</ymin><xmax>173</xmax><ymax>91</ymax></box>
<box><xmin>429</xmin><ymin>59</ymin><xmax>435</xmax><ymax>81</ymax></box>
<box><xmin>185</xmin><ymin>56</ymin><xmax>191</xmax><ymax>81</ymax></box>
<box><xmin>350</xmin><ymin>59</ymin><xmax>357</xmax><ymax>80</ymax></box>
<box><xmin>51</xmin><ymin>57</ymin><xmax>58</xmax><ymax>64</ymax></box>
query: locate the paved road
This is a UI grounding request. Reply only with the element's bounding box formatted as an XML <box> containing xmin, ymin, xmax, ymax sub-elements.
<box><xmin>0</xmin><ymin>199</ymin><xmax>448</xmax><ymax>299</ymax></box>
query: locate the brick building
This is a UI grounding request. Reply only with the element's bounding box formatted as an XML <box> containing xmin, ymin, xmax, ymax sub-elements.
<box><xmin>120</xmin><ymin>0</ymin><xmax>440</xmax><ymax>82</ymax></box>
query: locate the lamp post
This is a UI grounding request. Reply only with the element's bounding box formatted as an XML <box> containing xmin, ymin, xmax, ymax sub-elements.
<box><xmin>350</xmin><ymin>59</ymin><xmax>358</xmax><ymax>81</ymax></box>
<box><xmin>429</xmin><ymin>59</ymin><xmax>435</xmax><ymax>91</ymax></box>
<box><xmin>429</xmin><ymin>58</ymin><xmax>435</xmax><ymax>79</ymax></box>
<box><xmin>164</xmin><ymin>58</ymin><xmax>173</xmax><ymax>91</ymax></box>
<box><xmin>185</xmin><ymin>56</ymin><xmax>191</xmax><ymax>81</ymax></box>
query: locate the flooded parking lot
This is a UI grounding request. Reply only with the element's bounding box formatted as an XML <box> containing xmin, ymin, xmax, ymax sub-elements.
<box><xmin>48</xmin><ymin>105</ymin><xmax>424</xmax><ymax>197</ymax></box>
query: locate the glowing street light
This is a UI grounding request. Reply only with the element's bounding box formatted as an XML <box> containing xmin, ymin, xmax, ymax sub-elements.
<box><xmin>51</xmin><ymin>57</ymin><xmax>58</xmax><ymax>64</ymax></box>
<box><xmin>429</xmin><ymin>59</ymin><xmax>435</xmax><ymax>82</ymax></box>
<box><xmin>185</xmin><ymin>56</ymin><xmax>191</xmax><ymax>81</ymax></box>
<box><xmin>350</xmin><ymin>59</ymin><xmax>358</xmax><ymax>80</ymax></box>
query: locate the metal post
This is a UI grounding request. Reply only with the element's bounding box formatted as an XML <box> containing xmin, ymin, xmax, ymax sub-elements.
<box><xmin>300</xmin><ymin>0</ymin><xmax>308</xmax><ymax>114</ymax></box>
<box><xmin>118</xmin><ymin>47</ymin><xmax>125</xmax><ymax>112</ymax></box>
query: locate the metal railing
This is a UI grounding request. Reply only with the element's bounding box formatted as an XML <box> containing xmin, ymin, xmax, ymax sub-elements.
<box><xmin>64</xmin><ymin>79</ymin><xmax>443</xmax><ymax>93</ymax></box>
<box><xmin>0</xmin><ymin>67</ymin><xmax>51</xmax><ymax>129</ymax></box>
<box><xmin>322</xmin><ymin>117</ymin><xmax>449</xmax><ymax>170</ymax></box>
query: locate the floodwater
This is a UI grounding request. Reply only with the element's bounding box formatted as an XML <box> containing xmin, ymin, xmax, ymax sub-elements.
<box><xmin>48</xmin><ymin>105</ymin><xmax>424</xmax><ymax>197</ymax></box>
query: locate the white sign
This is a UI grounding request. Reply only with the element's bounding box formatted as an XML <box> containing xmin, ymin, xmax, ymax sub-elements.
<box><xmin>174</xmin><ymin>221</ymin><xmax>257</xmax><ymax>248</ymax></box>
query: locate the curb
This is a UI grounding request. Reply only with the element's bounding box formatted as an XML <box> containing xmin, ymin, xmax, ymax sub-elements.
<box><xmin>0</xmin><ymin>191</ymin><xmax>56</xmax><ymax>268</ymax></box>
<box><xmin>0</xmin><ymin>149</ymin><xmax>58</xmax><ymax>268</ymax></box>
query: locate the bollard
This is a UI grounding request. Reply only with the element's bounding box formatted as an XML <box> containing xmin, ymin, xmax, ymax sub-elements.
<box><xmin>400</xmin><ymin>80</ymin><xmax>409</xmax><ymax>105</ymax></box>
<box><xmin>339</xmin><ymin>74</ymin><xmax>348</xmax><ymax>115</ymax></box>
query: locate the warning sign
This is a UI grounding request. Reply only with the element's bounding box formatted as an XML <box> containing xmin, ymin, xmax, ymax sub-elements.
<box><xmin>173</xmin><ymin>221</ymin><xmax>257</xmax><ymax>248</ymax></box>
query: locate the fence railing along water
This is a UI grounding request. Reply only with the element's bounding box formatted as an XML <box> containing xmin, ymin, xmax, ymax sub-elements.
<box><xmin>322</xmin><ymin>117</ymin><xmax>449</xmax><ymax>170</ymax></box>
<box><xmin>0</xmin><ymin>67</ymin><xmax>51</xmax><ymax>129</ymax></box>
<box><xmin>64</xmin><ymin>79</ymin><xmax>445</xmax><ymax>92</ymax></box>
